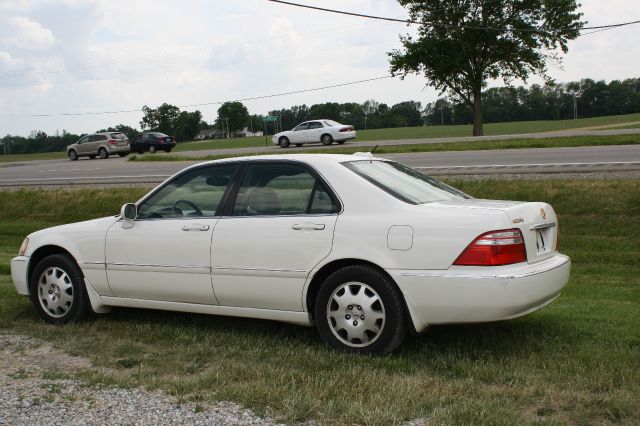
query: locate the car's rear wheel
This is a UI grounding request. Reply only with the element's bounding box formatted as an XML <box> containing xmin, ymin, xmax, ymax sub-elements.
<box><xmin>321</xmin><ymin>134</ymin><xmax>333</xmax><ymax>145</ymax></box>
<box><xmin>68</xmin><ymin>150</ymin><xmax>78</xmax><ymax>161</ymax></box>
<box><xmin>278</xmin><ymin>137</ymin><xmax>290</xmax><ymax>148</ymax></box>
<box><xmin>98</xmin><ymin>148</ymin><xmax>108</xmax><ymax>159</ymax></box>
<box><xmin>118</xmin><ymin>152</ymin><xmax>128</xmax><ymax>157</ymax></box>
<box><xmin>315</xmin><ymin>265</ymin><xmax>407</xmax><ymax>355</ymax></box>
<box><xmin>164</xmin><ymin>148</ymin><xmax>172</xmax><ymax>153</ymax></box>
<box><xmin>29</xmin><ymin>254</ymin><xmax>90</xmax><ymax>324</ymax></box>
<box><xmin>149</xmin><ymin>145</ymin><xmax>157</xmax><ymax>154</ymax></box>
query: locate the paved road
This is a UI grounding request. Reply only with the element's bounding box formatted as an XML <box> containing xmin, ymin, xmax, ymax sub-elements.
<box><xmin>1</xmin><ymin>144</ymin><xmax>639</xmax><ymax>186</ymax></box>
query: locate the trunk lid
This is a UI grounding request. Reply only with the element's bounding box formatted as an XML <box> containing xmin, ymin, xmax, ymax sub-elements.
<box><xmin>433</xmin><ymin>199</ymin><xmax>559</xmax><ymax>263</ymax></box>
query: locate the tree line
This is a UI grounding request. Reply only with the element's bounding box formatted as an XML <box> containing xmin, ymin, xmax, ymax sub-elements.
<box><xmin>2</xmin><ymin>77</ymin><xmax>640</xmax><ymax>155</ymax></box>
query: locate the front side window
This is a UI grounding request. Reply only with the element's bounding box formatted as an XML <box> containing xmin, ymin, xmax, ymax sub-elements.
<box><xmin>77</xmin><ymin>136</ymin><xmax>88</xmax><ymax>144</ymax></box>
<box><xmin>137</xmin><ymin>164</ymin><xmax>238</xmax><ymax>219</ymax></box>
<box><xmin>89</xmin><ymin>135</ymin><xmax>106</xmax><ymax>142</ymax></box>
<box><xmin>232</xmin><ymin>164</ymin><xmax>338</xmax><ymax>216</ymax></box>
<box><xmin>343</xmin><ymin>160</ymin><xmax>469</xmax><ymax>204</ymax></box>
<box><xmin>293</xmin><ymin>123</ymin><xmax>309</xmax><ymax>131</ymax></box>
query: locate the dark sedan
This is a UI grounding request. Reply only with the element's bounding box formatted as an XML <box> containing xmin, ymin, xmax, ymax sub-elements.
<box><xmin>130</xmin><ymin>132</ymin><xmax>176</xmax><ymax>154</ymax></box>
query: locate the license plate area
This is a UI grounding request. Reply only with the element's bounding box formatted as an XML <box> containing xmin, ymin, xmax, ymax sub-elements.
<box><xmin>531</xmin><ymin>222</ymin><xmax>556</xmax><ymax>254</ymax></box>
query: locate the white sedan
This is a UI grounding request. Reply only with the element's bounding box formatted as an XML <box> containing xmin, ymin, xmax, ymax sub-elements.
<box><xmin>11</xmin><ymin>154</ymin><xmax>570</xmax><ymax>354</ymax></box>
<box><xmin>272</xmin><ymin>119</ymin><xmax>356</xmax><ymax>148</ymax></box>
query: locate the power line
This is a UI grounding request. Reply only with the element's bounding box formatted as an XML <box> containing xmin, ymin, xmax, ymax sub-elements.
<box><xmin>267</xmin><ymin>0</ymin><xmax>640</xmax><ymax>35</ymax></box>
<box><xmin>0</xmin><ymin>75</ymin><xmax>394</xmax><ymax>117</ymax></box>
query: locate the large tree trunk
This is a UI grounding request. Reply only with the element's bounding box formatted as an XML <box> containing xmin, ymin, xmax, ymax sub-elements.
<box><xmin>472</xmin><ymin>89</ymin><xmax>484</xmax><ymax>136</ymax></box>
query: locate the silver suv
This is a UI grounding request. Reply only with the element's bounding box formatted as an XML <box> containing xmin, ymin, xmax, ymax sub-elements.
<box><xmin>67</xmin><ymin>132</ymin><xmax>130</xmax><ymax>161</ymax></box>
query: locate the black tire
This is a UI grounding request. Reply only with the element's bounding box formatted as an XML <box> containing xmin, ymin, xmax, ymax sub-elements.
<box><xmin>337</xmin><ymin>140</ymin><xmax>346</xmax><ymax>145</ymax></box>
<box><xmin>314</xmin><ymin>265</ymin><xmax>407</xmax><ymax>355</ymax></box>
<box><xmin>89</xmin><ymin>155</ymin><xmax>96</xmax><ymax>159</ymax></box>
<box><xmin>118</xmin><ymin>152</ymin><xmax>128</xmax><ymax>157</ymax></box>
<box><xmin>68</xmin><ymin>150</ymin><xmax>78</xmax><ymax>161</ymax></box>
<box><xmin>164</xmin><ymin>148</ymin><xmax>172</xmax><ymax>153</ymax></box>
<box><xmin>321</xmin><ymin>134</ymin><xmax>333</xmax><ymax>145</ymax></box>
<box><xmin>98</xmin><ymin>148</ymin><xmax>108</xmax><ymax>159</ymax></box>
<box><xmin>149</xmin><ymin>145</ymin><xmax>157</xmax><ymax>154</ymax></box>
<box><xmin>295</xmin><ymin>143</ymin><xmax>303</xmax><ymax>147</ymax></box>
<box><xmin>278</xmin><ymin>137</ymin><xmax>290</xmax><ymax>148</ymax></box>
<box><xmin>29</xmin><ymin>254</ymin><xmax>90</xmax><ymax>324</ymax></box>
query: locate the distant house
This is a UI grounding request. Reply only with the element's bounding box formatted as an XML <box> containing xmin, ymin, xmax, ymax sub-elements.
<box><xmin>234</xmin><ymin>127</ymin><xmax>264</xmax><ymax>138</ymax></box>
<box><xmin>195</xmin><ymin>128</ymin><xmax>225</xmax><ymax>140</ymax></box>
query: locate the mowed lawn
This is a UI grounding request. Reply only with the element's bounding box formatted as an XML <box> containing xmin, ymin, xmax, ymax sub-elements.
<box><xmin>0</xmin><ymin>179</ymin><xmax>638</xmax><ymax>425</ymax></box>
<box><xmin>173</xmin><ymin>112</ymin><xmax>640</xmax><ymax>152</ymax></box>
<box><xmin>1</xmin><ymin>112</ymin><xmax>639</xmax><ymax>163</ymax></box>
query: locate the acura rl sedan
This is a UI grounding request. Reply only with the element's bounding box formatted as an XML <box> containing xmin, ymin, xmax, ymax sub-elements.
<box><xmin>11</xmin><ymin>153</ymin><xmax>570</xmax><ymax>354</ymax></box>
<box><xmin>272</xmin><ymin>119</ymin><xmax>356</xmax><ymax>147</ymax></box>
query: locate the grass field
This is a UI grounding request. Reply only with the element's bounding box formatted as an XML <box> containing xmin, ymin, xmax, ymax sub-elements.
<box><xmin>172</xmin><ymin>112</ymin><xmax>640</xmax><ymax>152</ymax></box>
<box><xmin>129</xmin><ymin>133</ymin><xmax>640</xmax><ymax>163</ymax></box>
<box><xmin>2</xmin><ymin>112</ymin><xmax>639</xmax><ymax>163</ymax></box>
<box><xmin>1</xmin><ymin>179</ymin><xmax>638</xmax><ymax>424</ymax></box>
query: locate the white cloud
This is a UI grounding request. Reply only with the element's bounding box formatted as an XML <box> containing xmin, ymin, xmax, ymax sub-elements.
<box><xmin>5</xmin><ymin>16</ymin><xmax>54</xmax><ymax>50</ymax></box>
<box><xmin>0</xmin><ymin>0</ymin><xmax>638</xmax><ymax>136</ymax></box>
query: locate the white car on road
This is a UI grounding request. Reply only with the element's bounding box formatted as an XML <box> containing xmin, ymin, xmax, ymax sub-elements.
<box><xmin>272</xmin><ymin>119</ymin><xmax>356</xmax><ymax>148</ymax></box>
<box><xmin>11</xmin><ymin>154</ymin><xmax>570</xmax><ymax>354</ymax></box>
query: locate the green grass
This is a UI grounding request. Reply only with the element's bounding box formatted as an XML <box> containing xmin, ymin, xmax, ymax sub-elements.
<box><xmin>129</xmin><ymin>133</ymin><xmax>640</xmax><ymax>162</ymax></box>
<box><xmin>1</xmin><ymin>180</ymin><xmax>639</xmax><ymax>424</ymax></box>
<box><xmin>2</xmin><ymin>112</ymin><xmax>640</xmax><ymax>163</ymax></box>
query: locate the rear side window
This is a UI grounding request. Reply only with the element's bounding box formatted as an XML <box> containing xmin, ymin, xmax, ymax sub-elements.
<box><xmin>232</xmin><ymin>164</ymin><xmax>338</xmax><ymax>216</ymax></box>
<box><xmin>89</xmin><ymin>135</ymin><xmax>107</xmax><ymax>142</ymax></box>
<box><xmin>343</xmin><ymin>160</ymin><xmax>469</xmax><ymax>204</ymax></box>
<box><xmin>307</xmin><ymin>122</ymin><xmax>323</xmax><ymax>129</ymax></box>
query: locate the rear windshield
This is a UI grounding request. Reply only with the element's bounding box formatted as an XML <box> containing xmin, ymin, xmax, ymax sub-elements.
<box><xmin>323</xmin><ymin>120</ymin><xmax>340</xmax><ymax>127</ymax></box>
<box><xmin>110</xmin><ymin>133</ymin><xmax>127</xmax><ymax>139</ymax></box>
<box><xmin>343</xmin><ymin>160</ymin><xmax>470</xmax><ymax>204</ymax></box>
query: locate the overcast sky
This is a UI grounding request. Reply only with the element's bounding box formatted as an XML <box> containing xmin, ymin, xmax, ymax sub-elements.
<box><xmin>0</xmin><ymin>0</ymin><xmax>638</xmax><ymax>137</ymax></box>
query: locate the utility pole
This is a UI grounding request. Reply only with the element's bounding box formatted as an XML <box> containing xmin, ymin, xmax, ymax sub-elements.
<box><xmin>440</xmin><ymin>104</ymin><xmax>444</xmax><ymax>126</ymax></box>
<box><xmin>569</xmin><ymin>90</ymin><xmax>580</xmax><ymax>120</ymax></box>
<box><xmin>364</xmin><ymin>116</ymin><xmax>367</xmax><ymax>130</ymax></box>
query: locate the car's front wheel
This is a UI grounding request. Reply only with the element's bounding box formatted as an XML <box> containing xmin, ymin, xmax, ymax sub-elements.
<box><xmin>315</xmin><ymin>265</ymin><xmax>407</xmax><ymax>355</ymax></box>
<box><xmin>98</xmin><ymin>148</ymin><xmax>108</xmax><ymax>159</ymax></box>
<box><xmin>278</xmin><ymin>137</ymin><xmax>290</xmax><ymax>148</ymax></box>
<box><xmin>29</xmin><ymin>254</ymin><xmax>91</xmax><ymax>324</ymax></box>
<box><xmin>68</xmin><ymin>150</ymin><xmax>78</xmax><ymax>161</ymax></box>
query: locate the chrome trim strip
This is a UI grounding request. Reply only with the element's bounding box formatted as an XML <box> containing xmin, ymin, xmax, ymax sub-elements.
<box><xmin>212</xmin><ymin>266</ymin><xmax>306</xmax><ymax>273</ymax></box>
<box><xmin>108</xmin><ymin>262</ymin><xmax>209</xmax><ymax>270</ymax></box>
<box><xmin>530</xmin><ymin>221</ymin><xmax>556</xmax><ymax>230</ymax></box>
<box><xmin>399</xmin><ymin>257</ymin><xmax>569</xmax><ymax>280</ymax></box>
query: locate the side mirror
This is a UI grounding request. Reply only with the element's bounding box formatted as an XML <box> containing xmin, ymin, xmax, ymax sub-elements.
<box><xmin>120</xmin><ymin>203</ymin><xmax>137</xmax><ymax>229</ymax></box>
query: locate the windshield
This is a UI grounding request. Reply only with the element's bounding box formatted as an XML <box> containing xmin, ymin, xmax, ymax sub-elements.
<box><xmin>343</xmin><ymin>160</ymin><xmax>470</xmax><ymax>204</ymax></box>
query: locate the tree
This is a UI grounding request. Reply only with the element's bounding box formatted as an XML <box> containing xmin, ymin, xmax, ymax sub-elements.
<box><xmin>174</xmin><ymin>110</ymin><xmax>202</xmax><ymax>141</ymax></box>
<box><xmin>389</xmin><ymin>0</ymin><xmax>583</xmax><ymax>136</ymax></box>
<box><xmin>140</xmin><ymin>103</ymin><xmax>180</xmax><ymax>134</ymax></box>
<box><xmin>216</xmin><ymin>101</ymin><xmax>249</xmax><ymax>133</ymax></box>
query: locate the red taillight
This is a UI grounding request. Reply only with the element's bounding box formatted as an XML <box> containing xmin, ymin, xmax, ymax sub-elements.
<box><xmin>453</xmin><ymin>229</ymin><xmax>527</xmax><ymax>266</ymax></box>
<box><xmin>108</xmin><ymin>139</ymin><xmax>117</xmax><ymax>145</ymax></box>
<box><xmin>339</xmin><ymin>127</ymin><xmax>353</xmax><ymax>132</ymax></box>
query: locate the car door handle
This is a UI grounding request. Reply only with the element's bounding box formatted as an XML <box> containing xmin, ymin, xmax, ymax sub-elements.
<box><xmin>181</xmin><ymin>224</ymin><xmax>210</xmax><ymax>231</ymax></box>
<box><xmin>292</xmin><ymin>223</ymin><xmax>325</xmax><ymax>231</ymax></box>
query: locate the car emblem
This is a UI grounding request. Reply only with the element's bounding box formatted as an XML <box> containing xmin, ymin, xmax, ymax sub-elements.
<box><xmin>540</xmin><ymin>208</ymin><xmax>546</xmax><ymax>220</ymax></box>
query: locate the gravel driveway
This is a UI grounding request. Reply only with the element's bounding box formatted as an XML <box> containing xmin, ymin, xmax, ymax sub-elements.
<box><xmin>0</xmin><ymin>335</ymin><xmax>279</xmax><ymax>425</ymax></box>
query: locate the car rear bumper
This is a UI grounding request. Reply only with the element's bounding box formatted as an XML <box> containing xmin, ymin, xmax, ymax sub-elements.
<box><xmin>11</xmin><ymin>256</ymin><xmax>29</xmax><ymax>295</ymax></box>
<box><xmin>336</xmin><ymin>132</ymin><xmax>356</xmax><ymax>141</ymax></box>
<box><xmin>107</xmin><ymin>145</ymin><xmax>130</xmax><ymax>154</ymax></box>
<box><xmin>389</xmin><ymin>253</ymin><xmax>571</xmax><ymax>332</ymax></box>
